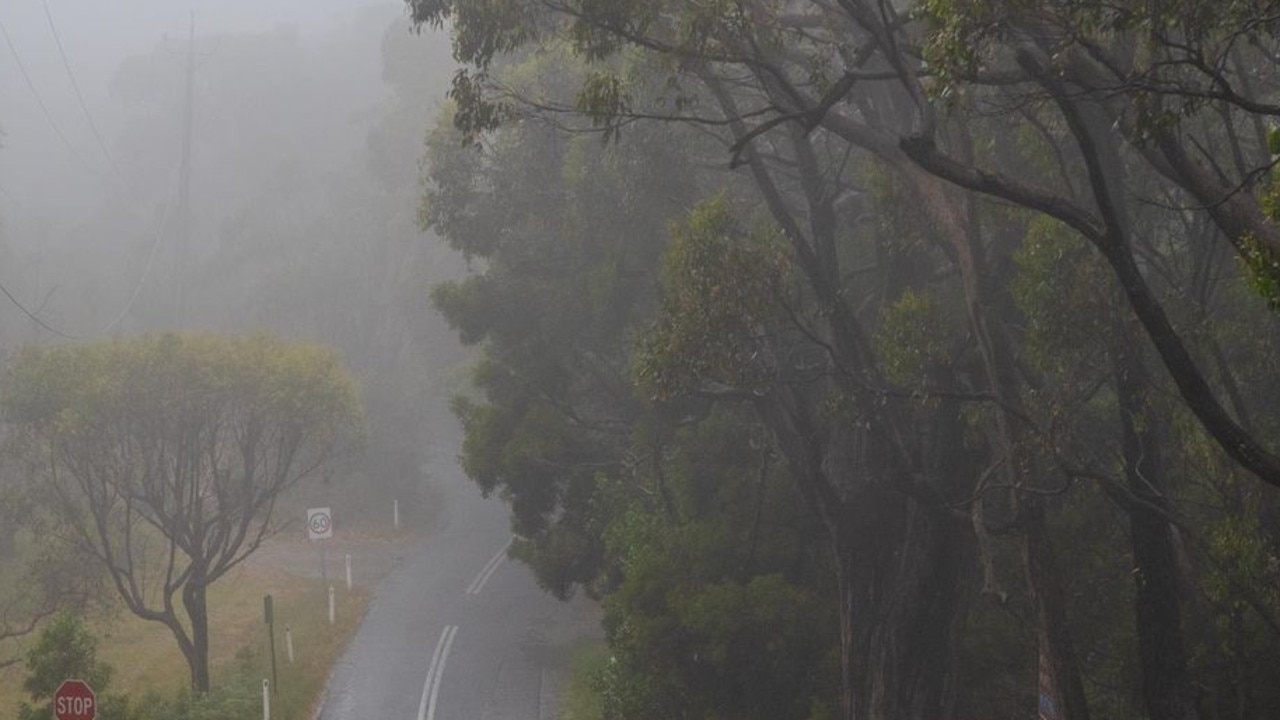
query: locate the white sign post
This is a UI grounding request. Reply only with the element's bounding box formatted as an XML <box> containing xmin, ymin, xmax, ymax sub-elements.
<box><xmin>307</xmin><ymin>507</ymin><xmax>333</xmax><ymax>540</ymax></box>
<box><xmin>307</xmin><ymin>507</ymin><xmax>333</xmax><ymax>583</ymax></box>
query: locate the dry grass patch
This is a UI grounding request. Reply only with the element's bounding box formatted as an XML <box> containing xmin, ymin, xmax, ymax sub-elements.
<box><xmin>0</xmin><ymin>535</ymin><xmax>392</xmax><ymax>720</ymax></box>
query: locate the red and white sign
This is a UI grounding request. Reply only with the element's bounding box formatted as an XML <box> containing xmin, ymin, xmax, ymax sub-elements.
<box><xmin>54</xmin><ymin>679</ymin><xmax>96</xmax><ymax>720</ymax></box>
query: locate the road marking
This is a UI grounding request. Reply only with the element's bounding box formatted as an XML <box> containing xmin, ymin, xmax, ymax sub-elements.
<box><xmin>416</xmin><ymin>625</ymin><xmax>458</xmax><ymax>720</ymax></box>
<box><xmin>465</xmin><ymin>537</ymin><xmax>512</xmax><ymax>595</ymax></box>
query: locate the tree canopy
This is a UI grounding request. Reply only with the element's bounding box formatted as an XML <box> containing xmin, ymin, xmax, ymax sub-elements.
<box><xmin>411</xmin><ymin>1</ymin><xmax>1280</xmax><ymax>719</ymax></box>
<box><xmin>2</xmin><ymin>332</ymin><xmax>362</xmax><ymax>692</ymax></box>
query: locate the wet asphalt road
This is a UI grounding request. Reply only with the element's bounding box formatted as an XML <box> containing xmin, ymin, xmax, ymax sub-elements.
<box><xmin>316</xmin><ymin>474</ymin><xmax>599</xmax><ymax>720</ymax></box>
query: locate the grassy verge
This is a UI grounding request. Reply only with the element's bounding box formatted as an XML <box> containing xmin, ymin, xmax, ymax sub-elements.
<box><xmin>0</xmin><ymin>541</ymin><xmax>382</xmax><ymax>720</ymax></box>
<box><xmin>560</xmin><ymin>640</ymin><xmax>610</xmax><ymax>720</ymax></box>
<box><xmin>242</xmin><ymin>578</ymin><xmax>369</xmax><ymax>719</ymax></box>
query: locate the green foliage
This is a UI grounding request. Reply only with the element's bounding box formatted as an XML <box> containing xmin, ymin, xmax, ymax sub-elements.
<box><xmin>1255</xmin><ymin>147</ymin><xmax>1280</xmax><ymax>310</ymax></box>
<box><xmin>127</xmin><ymin>650</ymin><xmax>262</xmax><ymax>720</ymax></box>
<box><xmin>423</xmin><ymin>55</ymin><xmax>842</xmax><ymax>715</ymax></box>
<box><xmin>405</xmin><ymin>4</ymin><xmax>1280</xmax><ymax>718</ymax></box>
<box><xmin>1189</xmin><ymin>511</ymin><xmax>1280</xmax><ymax>713</ymax></box>
<box><xmin>20</xmin><ymin>614</ymin><xmax>111</xmax><ymax>703</ymax></box>
<box><xmin>562</xmin><ymin>642</ymin><xmax>610</xmax><ymax>720</ymax></box>
<box><xmin>636</xmin><ymin>195</ymin><xmax>792</xmax><ymax>400</ymax></box>
<box><xmin>1203</xmin><ymin>515</ymin><xmax>1280</xmax><ymax>617</ymax></box>
<box><xmin>1</xmin><ymin>332</ymin><xmax>362</xmax><ymax>692</ymax></box>
<box><xmin>1240</xmin><ymin>228</ymin><xmax>1280</xmax><ymax>311</ymax></box>
<box><xmin>916</xmin><ymin>0</ymin><xmax>997</xmax><ymax>98</ymax></box>
<box><xmin>600</xmin><ymin>572</ymin><xmax>834</xmax><ymax>720</ymax></box>
<box><xmin>577</xmin><ymin>72</ymin><xmax>631</xmax><ymax>142</ymax></box>
<box><xmin>598</xmin><ymin>503</ymin><xmax>836</xmax><ymax>720</ymax></box>
<box><xmin>17</xmin><ymin>614</ymin><xmax>129</xmax><ymax>720</ymax></box>
<box><xmin>1011</xmin><ymin>217</ymin><xmax>1113</xmax><ymax>374</ymax></box>
<box><xmin>3</xmin><ymin>333</ymin><xmax>361</xmax><ymax>445</ymax></box>
<box><xmin>423</xmin><ymin>76</ymin><xmax>713</xmax><ymax>597</ymax></box>
<box><xmin>875</xmin><ymin>288</ymin><xmax>946</xmax><ymax>388</ymax></box>
<box><xmin>587</xmin><ymin>406</ymin><xmax>837</xmax><ymax>719</ymax></box>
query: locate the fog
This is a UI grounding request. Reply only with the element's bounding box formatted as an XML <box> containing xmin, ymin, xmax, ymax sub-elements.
<box><xmin>3</xmin><ymin>0</ymin><xmax>377</xmax><ymax>225</ymax></box>
<box><xmin>5</xmin><ymin>2</ymin><xmax>1280</xmax><ymax>719</ymax></box>
<box><xmin>1</xmin><ymin>0</ymin><xmax>465</xmax><ymax>506</ymax></box>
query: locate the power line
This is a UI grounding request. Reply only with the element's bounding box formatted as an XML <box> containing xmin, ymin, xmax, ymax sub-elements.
<box><xmin>170</xmin><ymin>12</ymin><xmax>196</xmax><ymax>325</ymax></box>
<box><xmin>0</xmin><ymin>184</ymin><xmax>80</xmax><ymax>339</ymax></box>
<box><xmin>1</xmin><ymin>164</ymin><xmax>179</xmax><ymax>340</ymax></box>
<box><xmin>0</xmin><ymin>16</ymin><xmax>102</xmax><ymax>178</ymax></box>
<box><xmin>0</xmin><ymin>276</ymin><xmax>78</xmax><ymax>340</ymax></box>
<box><xmin>102</xmin><ymin>174</ymin><xmax>176</xmax><ymax>334</ymax></box>
<box><xmin>2</xmin><ymin>9</ymin><xmax>191</xmax><ymax>339</ymax></box>
<box><xmin>0</xmin><ymin>177</ymin><xmax>176</xmax><ymax>341</ymax></box>
<box><xmin>40</xmin><ymin>0</ymin><xmax>120</xmax><ymax>177</ymax></box>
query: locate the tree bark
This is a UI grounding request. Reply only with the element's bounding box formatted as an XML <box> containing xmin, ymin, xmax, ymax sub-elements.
<box><xmin>181</xmin><ymin>577</ymin><xmax>211</xmax><ymax>693</ymax></box>
<box><xmin>1114</xmin><ymin>336</ymin><xmax>1198</xmax><ymax>720</ymax></box>
<box><xmin>834</xmin><ymin>480</ymin><xmax>970</xmax><ymax>720</ymax></box>
<box><xmin>758</xmin><ymin>392</ymin><xmax>971</xmax><ymax>720</ymax></box>
<box><xmin>903</xmin><ymin>130</ymin><xmax>1091</xmax><ymax>720</ymax></box>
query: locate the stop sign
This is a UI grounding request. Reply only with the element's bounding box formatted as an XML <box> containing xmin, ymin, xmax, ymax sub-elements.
<box><xmin>53</xmin><ymin>679</ymin><xmax>96</xmax><ymax>720</ymax></box>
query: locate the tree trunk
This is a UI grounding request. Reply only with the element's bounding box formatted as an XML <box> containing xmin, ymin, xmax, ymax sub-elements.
<box><xmin>182</xmin><ymin>579</ymin><xmax>211</xmax><ymax>693</ymax></box>
<box><xmin>878</xmin><ymin>506</ymin><xmax>971</xmax><ymax>720</ymax></box>
<box><xmin>1022</xmin><ymin>501</ymin><xmax>1091</xmax><ymax>720</ymax></box>
<box><xmin>1115</xmin><ymin>341</ymin><xmax>1198</xmax><ymax>720</ymax></box>
<box><xmin>834</xmin><ymin>499</ymin><xmax>971</xmax><ymax>720</ymax></box>
<box><xmin>904</xmin><ymin>141</ymin><xmax>1091</xmax><ymax>720</ymax></box>
<box><xmin>832</xmin><ymin>445</ymin><xmax>973</xmax><ymax>720</ymax></box>
<box><xmin>761</xmin><ymin>395</ymin><xmax>970</xmax><ymax>720</ymax></box>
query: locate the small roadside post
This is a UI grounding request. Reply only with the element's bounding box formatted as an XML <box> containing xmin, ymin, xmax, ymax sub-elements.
<box><xmin>263</xmin><ymin>594</ymin><xmax>278</xmax><ymax>694</ymax></box>
<box><xmin>307</xmin><ymin>507</ymin><xmax>333</xmax><ymax>583</ymax></box>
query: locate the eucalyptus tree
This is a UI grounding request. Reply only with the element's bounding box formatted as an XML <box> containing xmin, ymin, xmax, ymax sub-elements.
<box><xmin>421</xmin><ymin>44</ymin><xmax>850</xmax><ymax>715</ymax></box>
<box><xmin>408</xmin><ymin>2</ymin><xmax>1280</xmax><ymax>718</ymax></box>
<box><xmin>1</xmin><ymin>333</ymin><xmax>362</xmax><ymax>692</ymax></box>
<box><xmin>413</xmin><ymin>8</ymin><xmax>1002</xmax><ymax>720</ymax></box>
<box><xmin>421</xmin><ymin>48</ymin><xmax>710</xmax><ymax>593</ymax></box>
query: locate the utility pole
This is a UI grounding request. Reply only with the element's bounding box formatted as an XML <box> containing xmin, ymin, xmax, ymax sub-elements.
<box><xmin>174</xmin><ymin>11</ymin><xmax>195</xmax><ymax>326</ymax></box>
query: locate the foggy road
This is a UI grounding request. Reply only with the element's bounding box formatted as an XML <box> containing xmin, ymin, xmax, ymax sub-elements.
<box><xmin>316</xmin><ymin>471</ymin><xmax>599</xmax><ymax>720</ymax></box>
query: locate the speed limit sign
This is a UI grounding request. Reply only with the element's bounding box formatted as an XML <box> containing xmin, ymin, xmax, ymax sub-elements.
<box><xmin>307</xmin><ymin>507</ymin><xmax>333</xmax><ymax>540</ymax></box>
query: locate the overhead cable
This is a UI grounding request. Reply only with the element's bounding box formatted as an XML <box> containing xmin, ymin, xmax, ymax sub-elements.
<box><xmin>0</xmin><ymin>16</ymin><xmax>101</xmax><ymax>178</ymax></box>
<box><xmin>101</xmin><ymin>172</ymin><xmax>177</xmax><ymax>334</ymax></box>
<box><xmin>0</xmin><ymin>276</ymin><xmax>78</xmax><ymax>340</ymax></box>
<box><xmin>40</xmin><ymin>0</ymin><xmax>121</xmax><ymax>177</ymax></box>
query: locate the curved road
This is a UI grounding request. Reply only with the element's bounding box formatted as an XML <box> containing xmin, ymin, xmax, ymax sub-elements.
<box><xmin>317</xmin><ymin>472</ymin><xmax>599</xmax><ymax>720</ymax></box>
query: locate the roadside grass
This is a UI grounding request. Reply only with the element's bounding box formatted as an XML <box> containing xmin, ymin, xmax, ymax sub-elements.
<box><xmin>0</xmin><ymin>476</ymin><xmax>440</xmax><ymax>719</ymax></box>
<box><xmin>0</xmin><ymin>544</ymin><xmax>376</xmax><ymax>720</ymax></box>
<box><xmin>239</xmin><ymin>577</ymin><xmax>369</xmax><ymax>719</ymax></box>
<box><xmin>560</xmin><ymin>640</ymin><xmax>610</xmax><ymax>720</ymax></box>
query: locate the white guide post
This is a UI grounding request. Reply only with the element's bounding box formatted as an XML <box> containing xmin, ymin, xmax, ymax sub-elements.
<box><xmin>345</xmin><ymin>553</ymin><xmax>352</xmax><ymax>590</ymax></box>
<box><xmin>394</xmin><ymin>499</ymin><xmax>400</xmax><ymax>530</ymax></box>
<box><xmin>328</xmin><ymin>585</ymin><xmax>335</xmax><ymax>625</ymax></box>
<box><xmin>262</xmin><ymin>679</ymin><xmax>270</xmax><ymax>720</ymax></box>
<box><xmin>285</xmin><ymin>626</ymin><xmax>294</xmax><ymax>664</ymax></box>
